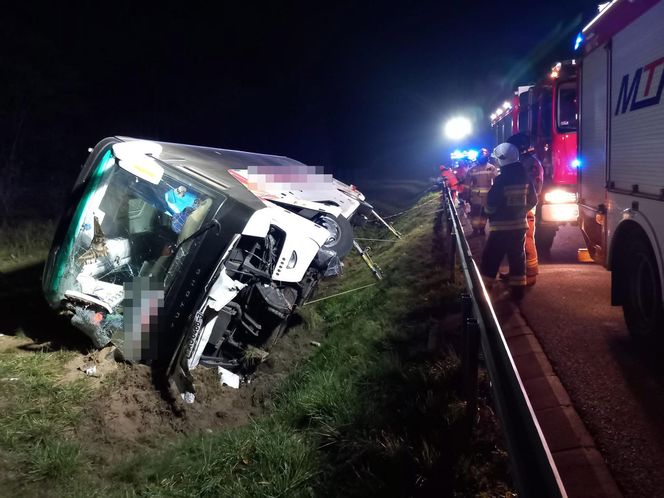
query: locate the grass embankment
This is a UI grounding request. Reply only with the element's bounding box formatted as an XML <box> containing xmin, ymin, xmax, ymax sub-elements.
<box><xmin>0</xmin><ymin>220</ymin><xmax>55</xmax><ymax>272</ymax></box>
<box><xmin>0</xmin><ymin>221</ymin><xmax>89</xmax><ymax>495</ymax></box>
<box><xmin>114</xmin><ymin>194</ymin><xmax>473</xmax><ymax>497</ymax></box>
<box><xmin>0</xmin><ymin>194</ymin><xmax>511</xmax><ymax>497</ymax></box>
<box><xmin>0</xmin><ymin>350</ymin><xmax>92</xmax><ymax>490</ymax></box>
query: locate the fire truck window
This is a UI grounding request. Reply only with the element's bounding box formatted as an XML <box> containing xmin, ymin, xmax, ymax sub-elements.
<box><xmin>557</xmin><ymin>82</ymin><xmax>578</xmax><ymax>132</ymax></box>
<box><xmin>518</xmin><ymin>109</ymin><xmax>528</xmax><ymax>133</ymax></box>
<box><xmin>531</xmin><ymin>99</ymin><xmax>540</xmax><ymax>140</ymax></box>
<box><xmin>540</xmin><ymin>94</ymin><xmax>552</xmax><ymax>140</ymax></box>
<box><xmin>497</xmin><ymin>121</ymin><xmax>506</xmax><ymax>143</ymax></box>
<box><xmin>518</xmin><ymin>92</ymin><xmax>529</xmax><ymax>133</ymax></box>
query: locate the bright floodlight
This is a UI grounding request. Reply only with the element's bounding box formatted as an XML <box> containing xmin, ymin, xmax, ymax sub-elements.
<box><xmin>444</xmin><ymin>117</ymin><xmax>472</xmax><ymax>141</ymax></box>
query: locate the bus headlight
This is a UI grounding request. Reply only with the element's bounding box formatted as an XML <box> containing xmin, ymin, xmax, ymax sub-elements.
<box><xmin>543</xmin><ymin>189</ymin><xmax>577</xmax><ymax>204</ymax></box>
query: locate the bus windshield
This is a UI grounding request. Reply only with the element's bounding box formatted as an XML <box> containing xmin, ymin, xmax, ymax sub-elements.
<box><xmin>45</xmin><ymin>147</ymin><xmax>219</xmax><ymax>314</ymax></box>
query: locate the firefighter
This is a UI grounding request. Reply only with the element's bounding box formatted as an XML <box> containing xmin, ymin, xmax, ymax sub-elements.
<box><xmin>439</xmin><ymin>165</ymin><xmax>459</xmax><ymax>202</ymax></box>
<box><xmin>455</xmin><ymin>159</ymin><xmax>470</xmax><ymax>203</ymax></box>
<box><xmin>507</xmin><ymin>133</ymin><xmax>544</xmax><ymax>285</ymax></box>
<box><xmin>480</xmin><ymin>143</ymin><xmax>538</xmax><ymax>299</ymax></box>
<box><xmin>467</xmin><ymin>148</ymin><xmax>497</xmax><ymax>235</ymax></box>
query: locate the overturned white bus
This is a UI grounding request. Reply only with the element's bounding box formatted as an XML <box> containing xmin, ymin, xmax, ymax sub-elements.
<box><xmin>42</xmin><ymin>137</ymin><xmax>380</xmax><ymax>395</ymax></box>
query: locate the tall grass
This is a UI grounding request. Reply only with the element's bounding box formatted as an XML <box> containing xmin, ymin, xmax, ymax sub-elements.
<box><xmin>0</xmin><ymin>220</ymin><xmax>55</xmax><ymax>269</ymax></box>
<box><xmin>0</xmin><ymin>349</ymin><xmax>91</xmax><ymax>493</ymax></box>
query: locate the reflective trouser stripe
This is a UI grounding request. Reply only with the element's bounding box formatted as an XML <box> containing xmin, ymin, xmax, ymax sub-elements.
<box><xmin>489</xmin><ymin>222</ymin><xmax>529</xmax><ymax>231</ymax></box>
<box><xmin>479</xmin><ymin>229</ymin><xmax>527</xmax><ymax>286</ymax></box>
<box><xmin>525</xmin><ymin>211</ymin><xmax>538</xmax><ymax>276</ymax></box>
<box><xmin>509</xmin><ymin>275</ymin><xmax>527</xmax><ymax>287</ymax></box>
<box><xmin>471</xmin><ymin>217</ymin><xmax>487</xmax><ymax>229</ymax></box>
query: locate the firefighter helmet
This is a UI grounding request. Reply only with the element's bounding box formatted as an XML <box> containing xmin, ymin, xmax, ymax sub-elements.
<box><xmin>492</xmin><ymin>143</ymin><xmax>520</xmax><ymax>167</ymax></box>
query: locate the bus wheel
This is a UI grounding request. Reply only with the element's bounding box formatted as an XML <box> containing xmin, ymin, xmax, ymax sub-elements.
<box><xmin>623</xmin><ymin>236</ymin><xmax>664</xmax><ymax>338</ymax></box>
<box><xmin>315</xmin><ymin>214</ymin><xmax>354</xmax><ymax>258</ymax></box>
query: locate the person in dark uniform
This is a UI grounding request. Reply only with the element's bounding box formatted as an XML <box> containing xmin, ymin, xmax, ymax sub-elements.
<box><xmin>480</xmin><ymin>143</ymin><xmax>538</xmax><ymax>299</ymax></box>
<box><xmin>467</xmin><ymin>148</ymin><xmax>497</xmax><ymax>236</ymax></box>
<box><xmin>507</xmin><ymin>133</ymin><xmax>544</xmax><ymax>285</ymax></box>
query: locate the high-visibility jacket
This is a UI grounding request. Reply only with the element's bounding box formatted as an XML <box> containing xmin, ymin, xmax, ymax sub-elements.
<box><xmin>441</xmin><ymin>169</ymin><xmax>459</xmax><ymax>191</ymax></box>
<box><xmin>485</xmin><ymin>162</ymin><xmax>538</xmax><ymax>231</ymax></box>
<box><xmin>455</xmin><ymin>164</ymin><xmax>469</xmax><ymax>196</ymax></box>
<box><xmin>468</xmin><ymin>163</ymin><xmax>497</xmax><ymax>205</ymax></box>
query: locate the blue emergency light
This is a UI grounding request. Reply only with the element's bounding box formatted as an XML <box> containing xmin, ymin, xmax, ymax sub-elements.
<box><xmin>450</xmin><ymin>149</ymin><xmax>480</xmax><ymax>160</ymax></box>
<box><xmin>574</xmin><ymin>32</ymin><xmax>584</xmax><ymax>51</ymax></box>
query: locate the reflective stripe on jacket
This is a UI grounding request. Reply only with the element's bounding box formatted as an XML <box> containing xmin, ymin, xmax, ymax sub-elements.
<box><xmin>485</xmin><ymin>162</ymin><xmax>538</xmax><ymax>231</ymax></box>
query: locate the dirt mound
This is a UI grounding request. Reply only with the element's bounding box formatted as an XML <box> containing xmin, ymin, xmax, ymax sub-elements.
<box><xmin>76</xmin><ymin>314</ymin><xmax>325</xmax><ymax>460</ymax></box>
<box><xmin>60</xmin><ymin>345</ymin><xmax>119</xmax><ymax>385</ymax></box>
<box><xmin>0</xmin><ymin>334</ymin><xmax>32</xmax><ymax>353</ymax></box>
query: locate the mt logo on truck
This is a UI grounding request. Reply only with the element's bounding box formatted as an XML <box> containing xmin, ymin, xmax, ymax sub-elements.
<box><xmin>615</xmin><ymin>56</ymin><xmax>664</xmax><ymax>115</ymax></box>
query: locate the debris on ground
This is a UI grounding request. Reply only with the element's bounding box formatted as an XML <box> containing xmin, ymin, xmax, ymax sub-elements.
<box><xmin>218</xmin><ymin>366</ymin><xmax>241</xmax><ymax>389</ymax></box>
<box><xmin>82</xmin><ymin>364</ymin><xmax>97</xmax><ymax>376</ymax></box>
<box><xmin>180</xmin><ymin>391</ymin><xmax>196</xmax><ymax>404</ymax></box>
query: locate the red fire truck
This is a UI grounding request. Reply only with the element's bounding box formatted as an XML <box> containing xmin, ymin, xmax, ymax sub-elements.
<box><xmin>490</xmin><ymin>61</ymin><xmax>579</xmax><ymax>251</ymax></box>
<box><xmin>577</xmin><ymin>0</ymin><xmax>664</xmax><ymax>337</ymax></box>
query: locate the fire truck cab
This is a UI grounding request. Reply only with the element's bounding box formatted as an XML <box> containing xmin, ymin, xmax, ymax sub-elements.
<box><xmin>491</xmin><ymin>61</ymin><xmax>580</xmax><ymax>251</ymax></box>
<box><xmin>577</xmin><ymin>0</ymin><xmax>664</xmax><ymax>337</ymax></box>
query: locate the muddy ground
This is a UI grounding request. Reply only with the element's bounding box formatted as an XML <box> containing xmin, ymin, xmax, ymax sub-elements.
<box><xmin>0</xmin><ymin>300</ymin><xmax>325</xmax><ymax>465</ymax></box>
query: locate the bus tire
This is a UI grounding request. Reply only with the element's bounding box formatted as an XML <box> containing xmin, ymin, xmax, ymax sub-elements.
<box><xmin>315</xmin><ymin>213</ymin><xmax>354</xmax><ymax>258</ymax></box>
<box><xmin>622</xmin><ymin>235</ymin><xmax>664</xmax><ymax>338</ymax></box>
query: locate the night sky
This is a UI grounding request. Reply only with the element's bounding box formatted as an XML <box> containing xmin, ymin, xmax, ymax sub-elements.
<box><xmin>2</xmin><ymin>0</ymin><xmax>600</xmax><ymax>202</ymax></box>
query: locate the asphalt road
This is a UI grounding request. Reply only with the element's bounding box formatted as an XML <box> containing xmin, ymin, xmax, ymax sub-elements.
<box><xmin>519</xmin><ymin>225</ymin><xmax>664</xmax><ymax>498</ymax></box>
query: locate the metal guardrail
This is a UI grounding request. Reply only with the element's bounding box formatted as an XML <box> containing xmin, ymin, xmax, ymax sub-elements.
<box><xmin>441</xmin><ymin>186</ymin><xmax>567</xmax><ymax>498</ymax></box>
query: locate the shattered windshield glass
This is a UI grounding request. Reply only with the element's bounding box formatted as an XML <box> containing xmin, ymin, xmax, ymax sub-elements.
<box><xmin>46</xmin><ymin>145</ymin><xmax>221</xmax><ymax>353</ymax></box>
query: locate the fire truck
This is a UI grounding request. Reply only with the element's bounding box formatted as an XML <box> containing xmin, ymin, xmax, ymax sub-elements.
<box><xmin>577</xmin><ymin>0</ymin><xmax>664</xmax><ymax>337</ymax></box>
<box><xmin>490</xmin><ymin>62</ymin><xmax>580</xmax><ymax>251</ymax></box>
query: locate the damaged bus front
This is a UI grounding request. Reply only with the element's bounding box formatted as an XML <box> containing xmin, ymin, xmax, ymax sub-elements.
<box><xmin>43</xmin><ymin>137</ymin><xmax>363</xmax><ymax>394</ymax></box>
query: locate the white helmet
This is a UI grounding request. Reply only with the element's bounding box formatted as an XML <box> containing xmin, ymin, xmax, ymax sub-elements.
<box><xmin>492</xmin><ymin>143</ymin><xmax>519</xmax><ymax>167</ymax></box>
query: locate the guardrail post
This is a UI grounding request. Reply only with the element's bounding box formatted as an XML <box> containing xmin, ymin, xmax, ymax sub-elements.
<box><xmin>448</xmin><ymin>231</ymin><xmax>456</xmax><ymax>282</ymax></box>
<box><xmin>460</xmin><ymin>293</ymin><xmax>479</xmax><ymax>429</ymax></box>
<box><xmin>463</xmin><ymin>318</ymin><xmax>480</xmax><ymax>429</ymax></box>
<box><xmin>441</xmin><ymin>190</ymin><xmax>456</xmax><ymax>282</ymax></box>
<box><xmin>447</xmin><ymin>198</ymin><xmax>456</xmax><ymax>282</ymax></box>
<box><xmin>461</xmin><ymin>292</ymin><xmax>472</xmax><ymax>321</ymax></box>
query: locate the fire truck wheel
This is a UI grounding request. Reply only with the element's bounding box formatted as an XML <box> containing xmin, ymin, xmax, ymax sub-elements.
<box><xmin>535</xmin><ymin>226</ymin><xmax>556</xmax><ymax>253</ymax></box>
<box><xmin>315</xmin><ymin>213</ymin><xmax>354</xmax><ymax>258</ymax></box>
<box><xmin>623</xmin><ymin>237</ymin><xmax>664</xmax><ymax>338</ymax></box>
